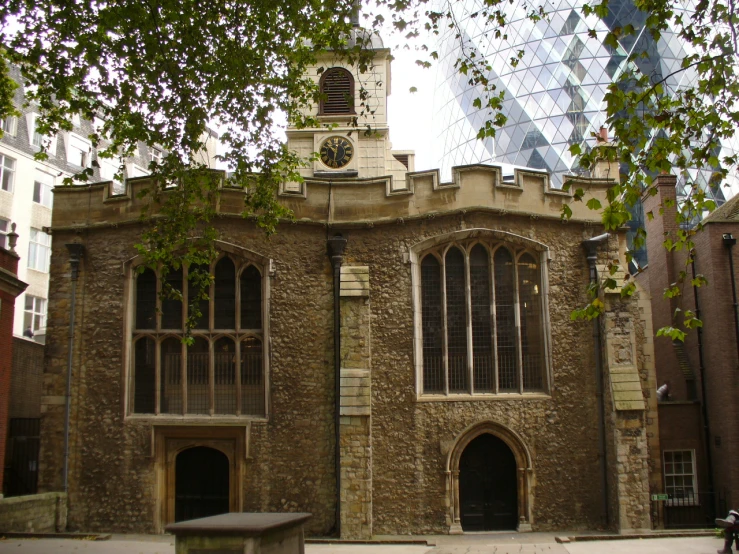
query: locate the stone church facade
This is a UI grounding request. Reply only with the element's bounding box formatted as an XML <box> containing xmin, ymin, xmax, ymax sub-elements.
<box><xmin>38</xmin><ymin>32</ymin><xmax>660</xmax><ymax>537</ymax></box>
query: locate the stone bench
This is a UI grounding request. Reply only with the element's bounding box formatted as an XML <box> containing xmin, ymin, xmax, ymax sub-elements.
<box><xmin>165</xmin><ymin>512</ymin><xmax>312</xmax><ymax>554</ymax></box>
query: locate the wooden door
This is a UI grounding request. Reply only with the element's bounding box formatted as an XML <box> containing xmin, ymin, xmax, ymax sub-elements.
<box><xmin>459</xmin><ymin>434</ymin><xmax>518</xmax><ymax>531</ymax></box>
<box><xmin>174</xmin><ymin>446</ymin><xmax>230</xmax><ymax>522</ymax></box>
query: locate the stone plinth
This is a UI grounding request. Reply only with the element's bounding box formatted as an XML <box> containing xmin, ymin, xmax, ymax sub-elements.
<box><xmin>165</xmin><ymin>513</ymin><xmax>312</xmax><ymax>554</ymax></box>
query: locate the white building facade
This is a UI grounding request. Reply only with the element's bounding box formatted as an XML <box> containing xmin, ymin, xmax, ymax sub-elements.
<box><xmin>0</xmin><ymin>66</ymin><xmax>216</xmax><ymax>341</ymax></box>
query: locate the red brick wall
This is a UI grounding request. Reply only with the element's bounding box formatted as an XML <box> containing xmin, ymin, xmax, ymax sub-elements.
<box><xmin>692</xmin><ymin>223</ymin><xmax>739</xmax><ymax>508</ymax></box>
<box><xmin>0</xmin><ymin>248</ymin><xmax>22</xmax><ymax>496</ymax></box>
<box><xmin>658</xmin><ymin>403</ymin><xmax>708</xmax><ymax>490</ymax></box>
<box><xmin>641</xmin><ymin>179</ymin><xmax>739</xmax><ymax>508</ymax></box>
<box><xmin>638</xmin><ymin>175</ymin><xmax>713</xmax><ymax>505</ymax></box>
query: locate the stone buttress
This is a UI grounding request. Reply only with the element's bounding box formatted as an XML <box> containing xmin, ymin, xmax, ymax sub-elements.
<box><xmin>339</xmin><ymin>265</ymin><xmax>372</xmax><ymax>539</ymax></box>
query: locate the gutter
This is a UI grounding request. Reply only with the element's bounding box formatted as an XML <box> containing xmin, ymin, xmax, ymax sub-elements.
<box><xmin>690</xmin><ymin>252</ymin><xmax>715</xmax><ymax>511</ymax></box>
<box><xmin>327</xmin><ymin>234</ymin><xmax>347</xmax><ymax>538</ymax></box>
<box><xmin>722</xmin><ymin>233</ymin><xmax>739</xmax><ymax>368</ymax></box>
<box><xmin>582</xmin><ymin>232</ymin><xmax>610</xmax><ymax>528</ymax></box>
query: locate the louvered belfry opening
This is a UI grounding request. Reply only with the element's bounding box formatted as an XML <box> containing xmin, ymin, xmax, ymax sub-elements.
<box><xmin>131</xmin><ymin>254</ymin><xmax>266</xmax><ymax>417</ymax></box>
<box><xmin>419</xmin><ymin>240</ymin><xmax>546</xmax><ymax>396</ymax></box>
<box><xmin>320</xmin><ymin>68</ymin><xmax>355</xmax><ymax>115</ymax></box>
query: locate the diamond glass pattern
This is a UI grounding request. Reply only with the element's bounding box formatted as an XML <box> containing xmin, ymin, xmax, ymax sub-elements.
<box><xmin>432</xmin><ymin>0</ymin><xmax>738</xmax><ymax>200</ymax></box>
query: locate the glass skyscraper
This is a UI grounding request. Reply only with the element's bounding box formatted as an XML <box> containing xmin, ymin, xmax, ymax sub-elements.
<box><xmin>432</xmin><ymin>0</ymin><xmax>737</xmax><ymax>201</ymax></box>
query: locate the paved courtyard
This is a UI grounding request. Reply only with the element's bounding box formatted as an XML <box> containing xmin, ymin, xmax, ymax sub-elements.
<box><xmin>0</xmin><ymin>534</ymin><xmax>724</xmax><ymax>554</ymax></box>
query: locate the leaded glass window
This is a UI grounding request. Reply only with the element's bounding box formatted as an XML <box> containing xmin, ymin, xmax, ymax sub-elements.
<box><xmin>419</xmin><ymin>241</ymin><xmax>547</xmax><ymax>395</ymax></box>
<box><xmin>130</xmin><ymin>254</ymin><xmax>265</xmax><ymax>417</ymax></box>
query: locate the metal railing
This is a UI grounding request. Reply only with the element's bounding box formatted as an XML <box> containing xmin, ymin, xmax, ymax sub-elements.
<box><xmin>652</xmin><ymin>490</ymin><xmax>726</xmax><ymax>529</ymax></box>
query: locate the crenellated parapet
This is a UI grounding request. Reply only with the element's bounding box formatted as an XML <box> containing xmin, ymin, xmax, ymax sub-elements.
<box><xmin>49</xmin><ymin>164</ymin><xmax>613</xmax><ymax>231</ymax></box>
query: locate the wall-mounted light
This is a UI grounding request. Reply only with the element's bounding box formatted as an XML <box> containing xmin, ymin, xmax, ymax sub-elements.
<box><xmin>723</xmin><ymin>233</ymin><xmax>736</xmax><ymax>247</ymax></box>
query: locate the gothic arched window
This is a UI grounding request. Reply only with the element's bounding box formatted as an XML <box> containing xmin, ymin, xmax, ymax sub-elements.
<box><xmin>419</xmin><ymin>240</ymin><xmax>547</xmax><ymax>396</ymax></box>
<box><xmin>319</xmin><ymin>67</ymin><xmax>355</xmax><ymax>115</ymax></box>
<box><xmin>130</xmin><ymin>254</ymin><xmax>266</xmax><ymax>417</ymax></box>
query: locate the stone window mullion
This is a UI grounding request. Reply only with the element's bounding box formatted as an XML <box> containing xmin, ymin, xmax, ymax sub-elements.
<box><xmin>208</xmin><ymin>339</ymin><xmax>215</xmax><ymax>415</ymax></box>
<box><xmin>180</xmin><ymin>340</ymin><xmax>188</xmax><ymax>415</ymax></box>
<box><xmin>490</xmin><ymin>247</ymin><xmax>499</xmax><ymax>394</ymax></box>
<box><xmin>182</xmin><ymin>267</ymin><xmax>189</xmax><ymax>414</ymax></box>
<box><xmin>209</xmin><ymin>261</ymin><xmax>215</xmax><ymax>331</ymax></box>
<box><xmin>156</xmin><ymin>267</ymin><xmax>162</xmax><ymax>332</ymax></box>
<box><xmin>155</xmin><ymin>339</ymin><xmax>162</xmax><ymax>415</ymax></box>
<box><xmin>464</xmin><ymin>248</ymin><xmax>474</xmax><ymax>394</ymax></box>
<box><xmin>209</xmin><ymin>263</ymin><xmax>215</xmax><ymax>415</ymax></box>
<box><xmin>236</xmin><ymin>264</ymin><xmax>243</xmax><ymax>332</ymax></box>
<box><xmin>440</xmin><ymin>252</ymin><xmax>450</xmax><ymax>396</ymax></box>
<box><xmin>514</xmin><ymin>251</ymin><xmax>524</xmax><ymax>395</ymax></box>
<box><xmin>235</xmin><ymin>339</ymin><xmax>242</xmax><ymax>416</ymax></box>
<box><xmin>541</xmin><ymin>251</ymin><xmax>551</xmax><ymax>393</ymax></box>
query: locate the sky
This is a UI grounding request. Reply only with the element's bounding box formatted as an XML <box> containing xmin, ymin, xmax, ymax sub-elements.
<box><xmin>384</xmin><ymin>41</ymin><xmax>438</xmax><ymax>171</ymax></box>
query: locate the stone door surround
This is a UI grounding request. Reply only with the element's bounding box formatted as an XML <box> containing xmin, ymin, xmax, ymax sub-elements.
<box><xmin>445</xmin><ymin>421</ymin><xmax>533</xmax><ymax>533</ymax></box>
<box><xmin>154</xmin><ymin>426</ymin><xmax>245</xmax><ymax>532</ymax></box>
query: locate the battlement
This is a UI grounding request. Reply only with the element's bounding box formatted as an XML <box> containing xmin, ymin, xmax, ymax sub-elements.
<box><xmin>49</xmin><ymin>164</ymin><xmax>612</xmax><ymax>231</ymax></box>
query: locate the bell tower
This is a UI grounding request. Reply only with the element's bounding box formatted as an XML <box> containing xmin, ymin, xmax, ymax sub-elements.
<box><xmin>284</xmin><ymin>27</ymin><xmax>413</xmax><ymax>191</ymax></box>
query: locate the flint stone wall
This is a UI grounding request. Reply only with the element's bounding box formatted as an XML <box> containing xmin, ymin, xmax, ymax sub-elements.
<box><xmin>39</xmin><ymin>202</ymin><xmax>654</xmax><ymax>534</ymax></box>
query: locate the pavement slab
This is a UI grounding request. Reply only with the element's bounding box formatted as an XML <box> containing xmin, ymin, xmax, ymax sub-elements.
<box><xmin>0</xmin><ymin>534</ymin><xmax>724</xmax><ymax>554</ymax></box>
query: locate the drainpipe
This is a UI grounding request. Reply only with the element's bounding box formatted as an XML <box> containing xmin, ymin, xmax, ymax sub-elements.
<box><xmin>327</xmin><ymin>233</ymin><xmax>347</xmax><ymax>537</ymax></box>
<box><xmin>63</xmin><ymin>243</ymin><xmax>85</xmax><ymax>493</ymax></box>
<box><xmin>690</xmin><ymin>252</ymin><xmax>715</xmax><ymax>511</ymax></box>
<box><xmin>582</xmin><ymin>232</ymin><xmax>610</xmax><ymax>528</ymax></box>
<box><xmin>722</xmin><ymin>234</ymin><xmax>739</xmax><ymax>368</ymax></box>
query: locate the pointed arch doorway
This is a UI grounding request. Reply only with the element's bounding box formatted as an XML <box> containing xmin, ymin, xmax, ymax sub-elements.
<box><xmin>459</xmin><ymin>434</ymin><xmax>517</xmax><ymax>531</ymax></box>
<box><xmin>446</xmin><ymin>421</ymin><xmax>533</xmax><ymax>533</ymax></box>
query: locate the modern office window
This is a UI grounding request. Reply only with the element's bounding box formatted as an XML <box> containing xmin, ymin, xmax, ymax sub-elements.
<box><xmin>131</xmin><ymin>254</ymin><xmax>266</xmax><ymax>417</ymax></box>
<box><xmin>28</xmin><ymin>228</ymin><xmax>51</xmax><ymax>272</ymax></box>
<box><xmin>33</xmin><ymin>171</ymin><xmax>54</xmax><ymax>208</ymax></box>
<box><xmin>24</xmin><ymin>295</ymin><xmax>47</xmax><ymax>333</ymax></box>
<box><xmin>0</xmin><ymin>154</ymin><xmax>16</xmax><ymax>192</ymax></box>
<box><xmin>419</xmin><ymin>240</ymin><xmax>546</xmax><ymax>396</ymax></box>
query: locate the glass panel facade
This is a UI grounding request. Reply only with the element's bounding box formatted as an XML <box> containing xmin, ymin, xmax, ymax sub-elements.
<box><xmin>432</xmin><ymin>0</ymin><xmax>739</xmax><ymax>266</ymax></box>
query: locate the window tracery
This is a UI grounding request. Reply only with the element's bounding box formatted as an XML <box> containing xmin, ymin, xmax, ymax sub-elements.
<box><xmin>130</xmin><ymin>254</ymin><xmax>266</xmax><ymax>417</ymax></box>
<box><xmin>419</xmin><ymin>240</ymin><xmax>547</xmax><ymax>396</ymax></box>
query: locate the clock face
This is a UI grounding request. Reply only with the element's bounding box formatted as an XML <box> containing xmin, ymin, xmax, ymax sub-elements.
<box><xmin>319</xmin><ymin>136</ymin><xmax>354</xmax><ymax>169</ymax></box>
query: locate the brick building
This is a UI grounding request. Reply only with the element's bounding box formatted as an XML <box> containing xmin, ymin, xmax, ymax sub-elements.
<box><xmin>640</xmin><ymin>177</ymin><xmax>739</xmax><ymax>527</ymax></box>
<box><xmin>38</xmin><ymin>31</ymin><xmax>661</xmax><ymax>536</ymax></box>
<box><xmin>0</xmin><ymin>226</ymin><xmax>28</xmax><ymax>496</ymax></box>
